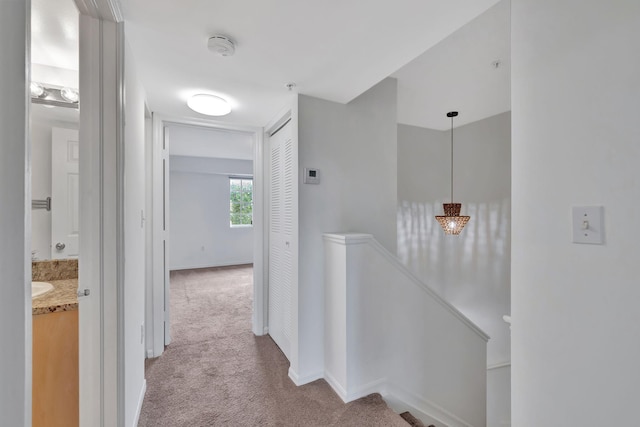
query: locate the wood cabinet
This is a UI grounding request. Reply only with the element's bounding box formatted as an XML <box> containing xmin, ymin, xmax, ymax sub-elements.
<box><xmin>32</xmin><ymin>310</ymin><xmax>79</xmax><ymax>427</ymax></box>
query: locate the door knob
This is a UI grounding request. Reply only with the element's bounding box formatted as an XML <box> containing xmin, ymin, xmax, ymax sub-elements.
<box><xmin>55</xmin><ymin>242</ymin><xmax>66</xmax><ymax>250</ymax></box>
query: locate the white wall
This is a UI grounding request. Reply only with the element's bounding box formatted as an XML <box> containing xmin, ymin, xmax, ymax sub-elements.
<box><xmin>30</xmin><ymin>110</ymin><xmax>78</xmax><ymax>260</ymax></box>
<box><xmin>297</xmin><ymin>78</ymin><xmax>398</xmax><ymax>380</ymax></box>
<box><xmin>397</xmin><ymin>112</ymin><xmax>511</xmax><ymax>368</ymax></box>
<box><xmin>0</xmin><ymin>0</ymin><xmax>31</xmax><ymax>424</ymax></box>
<box><xmin>169</xmin><ymin>156</ymin><xmax>253</xmax><ymax>270</ymax></box>
<box><xmin>124</xmin><ymin>39</ymin><xmax>147</xmax><ymax>427</ymax></box>
<box><xmin>512</xmin><ymin>1</ymin><xmax>640</xmax><ymax>425</ymax></box>
<box><xmin>324</xmin><ymin>233</ymin><xmax>488</xmax><ymax>427</ymax></box>
<box><xmin>487</xmin><ymin>365</ymin><xmax>510</xmax><ymax>427</ymax></box>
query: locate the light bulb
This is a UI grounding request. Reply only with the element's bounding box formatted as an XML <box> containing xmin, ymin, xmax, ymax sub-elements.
<box><xmin>60</xmin><ymin>87</ymin><xmax>79</xmax><ymax>103</ymax></box>
<box><xmin>448</xmin><ymin>221</ymin><xmax>456</xmax><ymax>230</ymax></box>
<box><xmin>30</xmin><ymin>82</ymin><xmax>45</xmax><ymax>98</ymax></box>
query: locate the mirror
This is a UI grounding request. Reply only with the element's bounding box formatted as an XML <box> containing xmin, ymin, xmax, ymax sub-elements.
<box><xmin>30</xmin><ymin>0</ymin><xmax>79</xmax><ymax>261</ymax></box>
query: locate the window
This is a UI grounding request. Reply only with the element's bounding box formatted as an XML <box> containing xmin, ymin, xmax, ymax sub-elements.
<box><xmin>230</xmin><ymin>177</ymin><xmax>253</xmax><ymax>226</ymax></box>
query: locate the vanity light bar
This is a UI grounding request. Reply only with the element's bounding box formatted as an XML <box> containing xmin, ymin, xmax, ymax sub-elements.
<box><xmin>30</xmin><ymin>82</ymin><xmax>79</xmax><ymax>109</ymax></box>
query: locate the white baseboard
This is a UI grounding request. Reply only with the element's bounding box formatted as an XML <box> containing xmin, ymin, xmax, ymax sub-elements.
<box><xmin>324</xmin><ymin>370</ymin><xmax>348</xmax><ymax>401</ymax></box>
<box><xmin>321</xmin><ymin>373</ymin><xmax>476</xmax><ymax>427</ymax></box>
<box><xmin>170</xmin><ymin>260</ymin><xmax>253</xmax><ymax>271</ymax></box>
<box><xmin>133</xmin><ymin>379</ymin><xmax>147</xmax><ymax>427</ymax></box>
<box><xmin>384</xmin><ymin>382</ymin><xmax>473</xmax><ymax>427</ymax></box>
<box><xmin>288</xmin><ymin>367</ymin><xmax>323</xmax><ymax>386</ymax></box>
<box><xmin>344</xmin><ymin>378</ymin><xmax>387</xmax><ymax>403</ymax></box>
<box><xmin>146</xmin><ymin>349</ymin><xmax>154</xmax><ymax>358</ymax></box>
<box><xmin>322</xmin><ymin>373</ymin><xmax>472</xmax><ymax>426</ymax></box>
<box><xmin>324</xmin><ymin>371</ymin><xmax>387</xmax><ymax>403</ymax></box>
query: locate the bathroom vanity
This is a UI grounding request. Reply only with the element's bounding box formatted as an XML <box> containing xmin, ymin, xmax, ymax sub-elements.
<box><xmin>32</xmin><ymin>260</ymin><xmax>79</xmax><ymax>427</ymax></box>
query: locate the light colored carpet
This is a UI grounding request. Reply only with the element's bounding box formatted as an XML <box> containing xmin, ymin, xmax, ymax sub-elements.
<box><xmin>138</xmin><ymin>265</ymin><xmax>409</xmax><ymax>426</ymax></box>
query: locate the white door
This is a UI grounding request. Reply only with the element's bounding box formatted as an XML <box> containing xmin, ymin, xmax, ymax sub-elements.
<box><xmin>268</xmin><ymin>119</ymin><xmax>297</xmax><ymax>361</ymax></box>
<box><xmin>51</xmin><ymin>127</ymin><xmax>80</xmax><ymax>259</ymax></box>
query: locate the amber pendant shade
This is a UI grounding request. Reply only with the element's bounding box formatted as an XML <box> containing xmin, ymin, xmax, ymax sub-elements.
<box><xmin>435</xmin><ymin>203</ymin><xmax>470</xmax><ymax>235</ymax></box>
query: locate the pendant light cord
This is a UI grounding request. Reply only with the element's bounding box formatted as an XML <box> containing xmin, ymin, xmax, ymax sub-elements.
<box><xmin>450</xmin><ymin>114</ymin><xmax>454</xmax><ymax>203</ymax></box>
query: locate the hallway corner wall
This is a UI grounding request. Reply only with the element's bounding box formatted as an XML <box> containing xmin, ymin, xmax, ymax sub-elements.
<box><xmin>296</xmin><ymin>78</ymin><xmax>398</xmax><ymax>381</ymax></box>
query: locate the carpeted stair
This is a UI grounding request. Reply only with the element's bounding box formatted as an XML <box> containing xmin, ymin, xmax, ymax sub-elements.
<box><xmin>400</xmin><ymin>410</ymin><xmax>434</xmax><ymax>427</ymax></box>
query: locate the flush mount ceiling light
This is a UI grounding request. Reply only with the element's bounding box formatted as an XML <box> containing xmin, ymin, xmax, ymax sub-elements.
<box><xmin>187</xmin><ymin>94</ymin><xmax>231</xmax><ymax>116</ymax></box>
<box><xmin>435</xmin><ymin>111</ymin><xmax>470</xmax><ymax>235</ymax></box>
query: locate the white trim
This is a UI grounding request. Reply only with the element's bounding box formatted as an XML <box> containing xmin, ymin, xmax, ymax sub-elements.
<box><xmin>132</xmin><ymin>380</ymin><xmax>147</xmax><ymax>427</ymax></box>
<box><xmin>149</xmin><ymin>114</ymin><xmax>266</xmax><ymax>355</ymax></box>
<box><xmin>100</xmin><ymin>19</ymin><xmax>121</xmax><ymax>427</ymax></box>
<box><xmin>350</xmin><ymin>379</ymin><xmax>387</xmax><ymax>403</ymax></box>
<box><xmin>0</xmin><ymin>1</ymin><xmax>31</xmax><ymax>423</ymax></box>
<box><xmin>345</xmin><ymin>378</ymin><xmax>388</xmax><ymax>403</ymax></box>
<box><xmin>322</xmin><ymin>232</ymin><xmax>375</xmax><ymax>246</ymax></box>
<box><xmin>487</xmin><ymin>361</ymin><xmax>511</xmax><ymax>371</ymax></box>
<box><xmin>78</xmin><ymin>13</ymin><xmax>102</xmax><ymax>426</ymax></box>
<box><xmin>287</xmin><ymin>367</ymin><xmax>323</xmax><ymax>386</ymax></box>
<box><xmin>170</xmin><ymin>261</ymin><xmax>254</xmax><ymax>271</ymax></box>
<box><xmin>250</xmin><ymin>123</ymin><xmax>266</xmax><ymax>336</ymax></box>
<box><xmin>115</xmin><ymin>21</ymin><xmax>126</xmax><ymax>427</ymax></box>
<box><xmin>159</xmin><ymin>114</ymin><xmax>261</xmax><ymax>135</ymax></box>
<box><xmin>323</xmin><ymin>371</ymin><xmax>348</xmax><ymax>401</ymax></box>
<box><xmin>384</xmin><ymin>382</ymin><xmax>475</xmax><ymax>427</ymax></box>
<box><xmin>78</xmin><ymin>15</ymin><xmax>123</xmax><ymax>426</ymax></box>
<box><xmin>322</xmin><ymin>371</ymin><xmax>478</xmax><ymax>427</ymax></box>
<box><xmin>322</xmin><ymin>233</ymin><xmax>490</xmax><ymax>341</ymax></box>
<box><xmin>74</xmin><ymin>0</ymin><xmax>123</xmax><ymax>22</ymax></box>
<box><xmin>149</xmin><ymin>113</ymin><xmax>166</xmax><ymax>357</ymax></box>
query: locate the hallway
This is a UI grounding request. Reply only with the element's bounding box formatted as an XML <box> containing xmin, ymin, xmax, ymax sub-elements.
<box><xmin>138</xmin><ymin>265</ymin><xmax>408</xmax><ymax>426</ymax></box>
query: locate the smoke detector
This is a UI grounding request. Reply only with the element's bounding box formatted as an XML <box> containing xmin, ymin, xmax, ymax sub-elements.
<box><xmin>208</xmin><ymin>35</ymin><xmax>236</xmax><ymax>56</ymax></box>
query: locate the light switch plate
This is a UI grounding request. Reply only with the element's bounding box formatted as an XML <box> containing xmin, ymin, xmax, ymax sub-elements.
<box><xmin>572</xmin><ymin>206</ymin><xmax>604</xmax><ymax>244</ymax></box>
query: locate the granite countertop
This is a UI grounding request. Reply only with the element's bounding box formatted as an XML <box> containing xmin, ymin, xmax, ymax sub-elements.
<box><xmin>32</xmin><ymin>278</ymin><xmax>79</xmax><ymax>315</ymax></box>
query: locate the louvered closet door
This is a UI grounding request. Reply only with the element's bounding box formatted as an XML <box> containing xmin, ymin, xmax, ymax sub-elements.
<box><xmin>268</xmin><ymin>119</ymin><xmax>296</xmax><ymax>361</ymax></box>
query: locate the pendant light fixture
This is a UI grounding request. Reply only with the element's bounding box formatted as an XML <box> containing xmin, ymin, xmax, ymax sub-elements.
<box><xmin>435</xmin><ymin>111</ymin><xmax>470</xmax><ymax>235</ymax></box>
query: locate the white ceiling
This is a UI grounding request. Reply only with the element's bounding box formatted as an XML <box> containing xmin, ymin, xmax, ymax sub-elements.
<box><xmin>393</xmin><ymin>0</ymin><xmax>510</xmax><ymax>130</ymax></box>
<box><xmin>32</xmin><ymin>0</ymin><xmax>511</xmax><ymax>133</ymax></box>
<box><xmin>120</xmin><ymin>0</ymin><xmax>505</xmax><ymax>127</ymax></box>
<box><xmin>168</xmin><ymin>125</ymin><xmax>254</xmax><ymax>160</ymax></box>
<box><xmin>31</xmin><ymin>0</ymin><xmax>79</xmax><ymax>74</ymax></box>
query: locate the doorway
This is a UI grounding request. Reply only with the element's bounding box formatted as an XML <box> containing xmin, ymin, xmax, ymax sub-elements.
<box><xmin>30</xmin><ymin>0</ymin><xmax>81</xmax><ymax>425</ymax></box>
<box><xmin>147</xmin><ymin>116</ymin><xmax>266</xmax><ymax>358</ymax></box>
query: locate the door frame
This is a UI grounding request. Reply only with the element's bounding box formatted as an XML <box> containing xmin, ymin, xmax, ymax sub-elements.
<box><xmin>263</xmin><ymin>104</ymin><xmax>302</xmax><ymax>382</ymax></box>
<box><xmin>75</xmin><ymin>1</ymin><xmax>124</xmax><ymax>425</ymax></box>
<box><xmin>147</xmin><ymin>114</ymin><xmax>267</xmax><ymax>358</ymax></box>
<box><xmin>2</xmin><ymin>0</ymin><xmax>124</xmax><ymax>424</ymax></box>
